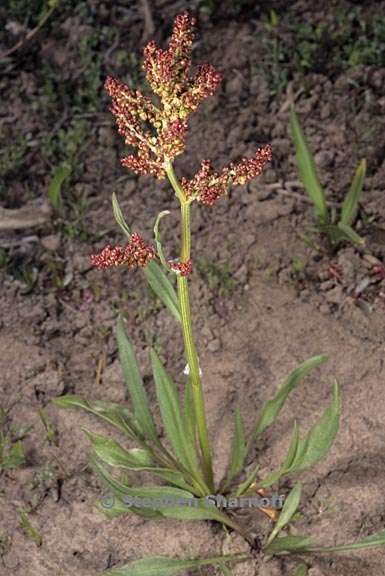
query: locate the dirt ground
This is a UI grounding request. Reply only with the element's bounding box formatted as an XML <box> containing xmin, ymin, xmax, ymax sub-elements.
<box><xmin>1</xmin><ymin>1</ymin><xmax>385</xmax><ymax>575</ymax></box>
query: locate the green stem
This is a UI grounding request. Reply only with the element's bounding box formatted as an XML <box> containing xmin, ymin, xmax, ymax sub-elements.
<box><xmin>165</xmin><ymin>162</ymin><xmax>214</xmax><ymax>491</ymax></box>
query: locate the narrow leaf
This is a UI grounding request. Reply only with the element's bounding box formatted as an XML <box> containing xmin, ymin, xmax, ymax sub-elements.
<box><xmin>91</xmin><ymin>457</ymin><xmax>193</xmax><ymax>520</ymax></box>
<box><xmin>53</xmin><ymin>395</ymin><xmax>140</xmax><ymax>439</ymax></box>
<box><xmin>290</xmin><ymin>107</ymin><xmax>328</xmax><ymax>222</ymax></box>
<box><xmin>307</xmin><ymin>528</ymin><xmax>385</xmax><ymax>553</ymax></box>
<box><xmin>226</xmin><ymin>405</ymin><xmax>247</xmax><ymax>485</ymax></box>
<box><xmin>143</xmin><ymin>261</ymin><xmax>181</xmax><ymax>323</ymax></box>
<box><xmin>98</xmin><ymin>494</ymin><xmax>162</xmax><ymax>520</ymax></box>
<box><xmin>103</xmin><ymin>554</ymin><xmax>249</xmax><ymax>576</ymax></box>
<box><xmin>340</xmin><ymin>159</ymin><xmax>366</xmax><ymax>226</ymax></box>
<box><xmin>234</xmin><ymin>463</ymin><xmax>259</xmax><ymax>497</ymax></box>
<box><xmin>151</xmin><ymin>469</ymin><xmax>196</xmax><ymax>492</ymax></box>
<box><xmin>154</xmin><ymin>210</ymin><xmax>171</xmax><ymax>269</ymax></box>
<box><xmin>257</xmin><ymin>421</ymin><xmax>299</xmax><ymax>489</ymax></box>
<box><xmin>160</xmin><ymin>501</ymin><xmax>236</xmax><ymax>528</ymax></box>
<box><xmin>151</xmin><ymin>350</ymin><xmax>198</xmax><ymax>474</ymax></box>
<box><xmin>264</xmin><ymin>535</ymin><xmax>313</xmax><ymax>554</ymax></box>
<box><xmin>112</xmin><ymin>193</ymin><xmax>131</xmax><ymax>239</ymax></box>
<box><xmin>117</xmin><ymin>317</ymin><xmax>158</xmax><ymax>442</ymax></box>
<box><xmin>84</xmin><ymin>430</ymin><xmax>153</xmax><ymax>469</ymax></box>
<box><xmin>292</xmin><ymin>382</ymin><xmax>340</xmax><ymax>472</ymax></box>
<box><xmin>249</xmin><ymin>355</ymin><xmax>327</xmax><ymax>446</ymax></box>
<box><xmin>266</xmin><ymin>483</ymin><xmax>302</xmax><ymax>546</ymax></box>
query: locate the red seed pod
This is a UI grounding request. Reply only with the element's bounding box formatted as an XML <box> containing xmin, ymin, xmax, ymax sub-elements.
<box><xmin>91</xmin><ymin>234</ymin><xmax>155</xmax><ymax>270</ymax></box>
<box><xmin>170</xmin><ymin>259</ymin><xmax>193</xmax><ymax>276</ymax></box>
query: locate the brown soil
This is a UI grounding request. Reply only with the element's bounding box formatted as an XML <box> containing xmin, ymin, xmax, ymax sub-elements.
<box><xmin>1</xmin><ymin>1</ymin><xmax>385</xmax><ymax>575</ymax></box>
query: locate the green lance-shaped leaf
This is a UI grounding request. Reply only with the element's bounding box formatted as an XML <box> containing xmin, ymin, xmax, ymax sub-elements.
<box><xmin>91</xmin><ymin>457</ymin><xmax>193</xmax><ymax>520</ymax></box>
<box><xmin>117</xmin><ymin>317</ymin><xmax>158</xmax><ymax>442</ymax></box>
<box><xmin>264</xmin><ymin>535</ymin><xmax>313</xmax><ymax>555</ymax></box>
<box><xmin>234</xmin><ymin>463</ymin><xmax>259</xmax><ymax>497</ymax></box>
<box><xmin>112</xmin><ymin>192</ymin><xmax>132</xmax><ymax>239</ymax></box>
<box><xmin>225</xmin><ymin>404</ymin><xmax>247</xmax><ymax>487</ymax></box>
<box><xmin>291</xmin><ymin>381</ymin><xmax>340</xmax><ymax>472</ymax></box>
<box><xmin>266</xmin><ymin>483</ymin><xmax>302</xmax><ymax>546</ymax></box>
<box><xmin>143</xmin><ymin>261</ymin><xmax>181</xmax><ymax>323</ymax></box>
<box><xmin>112</xmin><ymin>194</ymin><xmax>180</xmax><ymax>322</ymax></box>
<box><xmin>248</xmin><ymin>354</ymin><xmax>328</xmax><ymax>448</ymax></box>
<box><xmin>85</xmin><ymin>430</ymin><xmax>196</xmax><ymax>492</ymax></box>
<box><xmin>151</xmin><ymin>469</ymin><xmax>196</xmax><ymax>493</ymax></box>
<box><xmin>307</xmin><ymin>528</ymin><xmax>385</xmax><ymax>553</ymax></box>
<box><xmin>150</xmin><ymin>349</ymin><xmax>199</xmax><ymax>474</ymax></box>
<box><xmin>340</xmin><ymin>158</ymin><xmax>366</xmax><ymax>227</ymax></box>
<box><xmin>98</xmin><ymin>493</ymin><xmax>162</xmax><ymax>520</ymax></box>
<box><xmin>47</xmin><ymin>162</ymin><xmax>71</xmax><ymax>213</ymax></box>
<box><xmin>84</xmin><ymin>430</ymin><xmax>153</xmax><ymax>469</ymax></box>
<box><xmin>53</xmin><ymin>395</ymin><xmax>141</xmax><ymax>439</ymax></box>
<box><xmin>257</xmin><ymin>421</ymin><xmax>300</xmax><ymax>489</ymax></box>
<box><xmin>103</xmin><ymin>554</ymin><xmax>249</xmax><ymax>576</ymax></box>
<box><xmin>159</xmin><ymin>498</ymin><xmax>239</xmax><ymax>528</ymax></box>
<box><xmin>290</xmin><ymin>107</ymin><xmax>328</xmax><ymax>223</ymax></box>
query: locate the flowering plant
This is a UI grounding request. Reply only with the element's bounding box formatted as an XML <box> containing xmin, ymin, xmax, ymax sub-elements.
<box><xmin>55</xmin><ymin>12</ymin><xmax>385</xmax><ymax>575</ymax></box>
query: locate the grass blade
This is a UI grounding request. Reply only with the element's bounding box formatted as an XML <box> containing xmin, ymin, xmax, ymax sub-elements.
<box><xmin>340</xmin><ymin>159</ymin><xmax>366</xmax><ymax>226</ymax></box>
<box><xmin>290</xmin><ymin>107</ymin><xmax>328</xmax><ymax>222</ymax></box>
<box><xmin>336</xmin><ymin>222</ymin><xmax>365</xmax><ymax>246</ymax></box>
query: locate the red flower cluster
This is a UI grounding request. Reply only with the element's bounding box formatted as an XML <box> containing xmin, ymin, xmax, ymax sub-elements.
<box><xmin>170</xmin><ymin>258</ymin><xmax>193</xmax><ymax>276</ymax></box>
<box><xmin>91</xmin><ymin>233</ymin><xmax>155</xmax><ymax>270</ymax></box>
<box><xmin>105</xmin><ymin>11</ymin><xmax>222</xmax><ymax>179</ymax></box>
<box><xmin>181</xmin><ymin>144</ymin><xmax>273</xmax><ymax>205</ymax></box>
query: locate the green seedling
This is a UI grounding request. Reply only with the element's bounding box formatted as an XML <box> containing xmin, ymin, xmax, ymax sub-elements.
<box><xmin>290</xmin><ymin>106</ymin><xmax>366</xmax><ymax>249</ymax></box>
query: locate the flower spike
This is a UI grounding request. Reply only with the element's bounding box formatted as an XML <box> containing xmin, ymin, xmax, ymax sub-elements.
<box><xmin>182</xmin><ymin>144</ymin><xmax>273</xmax><ymax>206</ymax></box>
<box><xmin>91</xmin><ymin>233</ymin><xmax>155</xmax><ymax>270</ymax></box>
<box><xmin>104</xmin><ymin>11</ymin><xmax>223</xmax><ymax>180</ymax></box>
